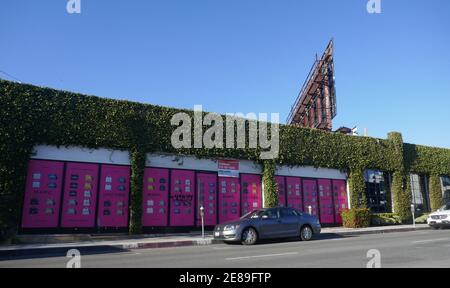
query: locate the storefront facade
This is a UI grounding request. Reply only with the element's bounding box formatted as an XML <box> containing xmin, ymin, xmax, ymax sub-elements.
<box><xmin>20</xmin><ymin>146</ymin><xmax>350</xmax><ymax>233</ymax></box>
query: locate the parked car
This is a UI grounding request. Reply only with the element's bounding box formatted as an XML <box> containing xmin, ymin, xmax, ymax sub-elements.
<box><xmin>213</xmin><ymin>207</ymin><xmax>321</xmax><ymax>245</ymax></box>
<box><xmin>427</xmin><ymin>203</ymin><xmax>450</xmax><ymax>229</ymax></box>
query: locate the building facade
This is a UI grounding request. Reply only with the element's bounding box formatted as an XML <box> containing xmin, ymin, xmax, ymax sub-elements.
<box><xmin>1</xmin><ymin>79</ymin><xmax>450</xmax><ymax>235</ymax></box>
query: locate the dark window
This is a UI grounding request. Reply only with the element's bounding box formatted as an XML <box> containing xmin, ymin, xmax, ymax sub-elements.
<box><xmin>441</xmin><ymin>176</ymin><xmax>450</xmax><ymax>203</ymax></box>
<box><xmin>262</xmin><ymin>209</ymin><xmax>279</xmax><ymax>219</ymax></box>
<box><xmin>281</xmin><ymin>208</ymin><xmax>298</xmax><ymax>218</ymax></box>
<box><xmin>411</xmin><ymin>174</ymin><xmax>430</xmax><ymax>213</ymax></box>
<box><xmin>364</xmin><ymin>170</ymin><xmax>390</xmax><ymax>213</ymax></box>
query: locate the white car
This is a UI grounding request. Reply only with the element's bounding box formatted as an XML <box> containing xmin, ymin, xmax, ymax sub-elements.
<box><xmin>427</xmin><ymin>204</ymin><xmax>450</xmax><ymax>229</ymax></box>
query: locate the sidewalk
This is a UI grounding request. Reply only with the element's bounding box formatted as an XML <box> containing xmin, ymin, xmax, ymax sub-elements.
<box><xmin>0</xmin><ymin>224</ymin><xmax>429</xmax><ymax>258</ymax></box>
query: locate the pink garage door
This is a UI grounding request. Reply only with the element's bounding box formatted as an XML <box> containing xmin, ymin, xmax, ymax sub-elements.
<box><xmin>142</xmin><ymin>168</ymin><xmax>169</xmax><ymax>227</ymax></box>
<box><xmin>170</xmin><ymin>170</ymin><xmax>195</xmax><ymax>226</ymax></box>
<box><xmin>333</xmin><ymin>180</ymin><xmax>348</xmax><ymax>224</ymax></box>
<box><xmin>275</xmin><ymin>176</ymin><xmax>286</xmax><ymax>207</ymax></box>
<box><xmin>22</xmin><ymin>160</ymin><xmax>64</xmax><ymax>228</ymax></box>
<box><xmin>286</xmin><ymin>177</ymin><xmax>303</xmax><ymax>212</ymax></box>
<box><xmin>218</xmin><ymin>177</ymin><xmax>240</xmax><ymax>223</ymax></box>
<box><xmin>318</xmin><ymin>179</ymin><xmax>335</xmax><ymax>224</ymax></box>
<box><xmin>303</xmin><ymin>179</ymin><xmax>319</xmax><ymax>217</ymax></box>
<box><xmin>196</xmin><ymin>173</ymin><xmax>217</xmax><ymax>226</ymax></box>
<box><xmin>61</xmin><ymin>163</ymin><xmax>99</xmax><ymax>228</ymax></box>
<box><xmin>241</xmin><ymin>174</ymin><xmax>261</xmax><ymax>215</ymax></box>
<box><xmin>97</xmin><ymin>165</ymin><xmax>130</xmax><ymax>228</ymax></box>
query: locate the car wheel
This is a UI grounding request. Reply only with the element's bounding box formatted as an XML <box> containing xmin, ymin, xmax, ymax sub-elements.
<box><xmin>431</xmin><ymin>226</ymin><xmax>440</xmax><ymax>230</ymax></box>
<box><xmin>300</xmin><ymin>225</ymin><xmax>313</xmax><ymax>241</ymax></box>
<box><xmin>241</xmin><ymin>227</ymin><xmax>258</xmax><ymax>245</ymax></box>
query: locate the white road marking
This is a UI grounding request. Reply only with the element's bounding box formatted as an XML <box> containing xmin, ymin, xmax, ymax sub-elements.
<box><xmin>411</xmin><ymin>238</ymin><xmax>449</xmax><ymax>244</ymax></box>
<box><xmin>225</xmin><ymin>252</ymin><xmax>298</xmax><ymax>261</ymax></box>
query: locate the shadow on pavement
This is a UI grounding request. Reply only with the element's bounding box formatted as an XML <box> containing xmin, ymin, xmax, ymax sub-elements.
<box><xmin>0</xmin><ymin>245</ymin><xmax>129</xmax><ymax>261</ymax></box>
<box><xmin>222</xmin><ymin>232</ymin><xmax>357</xmax><ymax>246</ymax></box>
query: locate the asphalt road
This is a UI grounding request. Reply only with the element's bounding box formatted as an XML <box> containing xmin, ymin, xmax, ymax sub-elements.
<box><xmin>2</xmin><ymin>229</ymin><xmax>450</xmax><ymax>268</ymax></box>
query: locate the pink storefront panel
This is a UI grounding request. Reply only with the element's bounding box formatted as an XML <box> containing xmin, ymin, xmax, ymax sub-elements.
<box><xmin>142</xmin><ymin>168</ymin><xmax>169</xmax><ymax>227</ymax></box>
<box><xmin>286</xmin><ymin>177</ymin><xmax>303</xmax><ymax>212</ymax></box>
<box><xmin>61</xmin><ymin>163</ymin><xmax>99</xmax><ymax>228</ymax></box>
<box><xmin>97</xmin><ymin>165</ymin><xmax>130</xmax><ymax>228</ymax></box>
<box><xmin>22</xmin><ymin>160</ymin><xmax>64</xmax><ymax>228</ymax></box>
<box><xmin>275</xmin><ymin>176</ymin><xmax>286</xmax><ymax>207</ymax></box>
<box><xmin>333</xmin><ymin>180</ymin><xmax>348</xmax><ymax>224</ymax></box>
<box><xmin>196</xmin><ymin>173</ymin><xmax>217</xmax><ymax>226</ymax></box>
<box><xmin>170</xmin><ymin>170</ymin><xmax>195</xmax><ymax>226</ymax></box>
<box><xmin>241</xmin><ymin>174</ymin><xmax>261</xmax><ymax>215</ymax></box>
<box><xmin>318</xmin><ymin>179</ymin><xmax>335</xmax><ymax>224</ymax></box>
<box><xmin>218</xmin><ymin>177</ymin><xmax>240</xmax><ymax>224</ymax></box>
<box><xmin>302</xmin><ymin>179</ymin><xmax>319</xmax><ymax>217</ymax></box>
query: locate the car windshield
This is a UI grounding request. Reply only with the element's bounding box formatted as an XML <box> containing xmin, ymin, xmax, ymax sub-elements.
<box><xmin>439</xmin><ymin>204</ymin><xmax>450</xmax><ymax>211</ymax></box>
<box><xmin>241</xmin><ymin>210</ymin><xmax>264</xmax><ymax>219</ymax></box>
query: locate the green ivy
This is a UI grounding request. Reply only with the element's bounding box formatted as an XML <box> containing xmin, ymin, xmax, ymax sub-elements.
<box><xmin>429</xmin><ymin>174</ymin><xmax>444</xmax><ymax>211</ymax></box>
<box><xmin>348</xmin><ymin>169</ymin><xmax>366</xmax><ymax>209</ymax></box>
<box><xmin>129</xmin><ymin>149</ymin><xmax>145</xmax><ymax>234</ymax></box>
<box><xmin>262</xmin><ymin>160</ymin><xmax>278</xmax><ymax>208</ymax></box>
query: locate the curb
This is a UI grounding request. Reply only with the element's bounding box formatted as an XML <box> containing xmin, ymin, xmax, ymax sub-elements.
<box><xmin>325</xmin><ymin>226</ymin><xmax>430</xmax><ymax>237</ymax></box>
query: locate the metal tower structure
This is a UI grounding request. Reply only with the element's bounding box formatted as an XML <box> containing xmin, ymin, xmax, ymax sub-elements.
<box><xmin>287</xmin><ymin>40</ymin><xmax>337</xmax><ymax>131</ymax></box>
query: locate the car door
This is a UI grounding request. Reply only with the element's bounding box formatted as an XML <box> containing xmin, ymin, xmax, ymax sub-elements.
<box><xmin>279</xmin><ymin>208</ymin><xmax>301</xmax><ymax>237</ymax></box>
<box><xmin>258</xmin><ymin>208</ymin><xmax>282</xmax><ymax>239</ymax></box>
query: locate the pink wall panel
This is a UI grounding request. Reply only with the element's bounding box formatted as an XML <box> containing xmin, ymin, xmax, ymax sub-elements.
<box><xmin>318</xmin><ymin>179</ymin><xmax>335</xmax><ymax>224</ymax></box>
<box><xmin>61</xmin><ymin>163</ymin><xmax>99</xmax><ymax>228</ymax></box>
<box><xmin>241</xmin><ymin>174</ymin><xmax>261</xmax><ymax>215</ymax></box>
<box><xmin>303</xmin><ymin>179</ymin><xmax>319</xmax><ymax>217</ymax></box>
<box><xmin>196</xmin><ymin>173</ymin><xmax>217</xmax><ymax>226</ymax></box>
<box><xmin>218</xmin><ymin>177</ymin><xmax>240</xmax><ymax>224</ymax></box>
<box><xmin>97</xmin><ymin>165</ymin><xmax>130</xmax><ymax>228</ymax></box>
<box><xmin>22</xmin><ymin>160</ymin><xmax>64</xmax><ymax>228</ymax></box>
<box><xmin>286</xmin><ymin>177</ymin><xmax>303</xmax><ymax>212</ymax></box>
<box><xmin>142</xmin><ymin>168</ymin><xmax>169</xmax><ymax>227</ymax></box>
<box><xmin>275</xmin><ymin>176</ymin><xmax>286</xmax><ymax>207</ymax></box>
<box><xmin>333</xmin><ymin>180</ymin><xmax>348</xmax><ymax>224</ymax></box>
<box><xmin>170</xmin><ymin>170</ymin><xmax>195</xmax><ymax>226</ymax></box>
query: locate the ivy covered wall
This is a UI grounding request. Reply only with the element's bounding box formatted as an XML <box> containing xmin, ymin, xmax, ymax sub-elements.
<box><xmin>1</xmin><ymin>79</ymin><xmax>450</xmax><ymax>237</ymax></box>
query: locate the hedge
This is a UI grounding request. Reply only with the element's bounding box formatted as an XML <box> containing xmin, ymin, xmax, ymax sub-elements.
<box><xmin>341</xmin><ymin>209</ymin><xmax>371</xmax><ymax>228</ymax></box>
<box><xmin>1</xmin><ymin>79</ymin><xmax>450</xmax><ymax>237</ymax></box>
<box><xmin>370</xmin><ymin>213</ymin><xmax>402</xmax><ymax>226</ymax></box>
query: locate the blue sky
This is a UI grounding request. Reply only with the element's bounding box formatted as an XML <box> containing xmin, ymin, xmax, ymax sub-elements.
<box><xmin>1</xmin><ymin>0</ymin><xmax>449</xmax><ymax>148</ymax></box>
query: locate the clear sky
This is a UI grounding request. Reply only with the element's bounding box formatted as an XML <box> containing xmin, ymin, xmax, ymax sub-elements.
<box><xmin>1</xmin><ymin>0</ymin><xmax>449</xmax><ymax>148</ymax></box>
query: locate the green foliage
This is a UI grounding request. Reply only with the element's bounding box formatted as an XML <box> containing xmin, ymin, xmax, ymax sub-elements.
<box><xmin>391</xmin><ymin>172</ymin><xmax>412</xmax><ymax>222</ymax></box>
<box><xmin>387</xmin><ymin>132</ymin><xmax>412</xmax><ymax>223</ymax></box>
<box><xmin>414</xmin><ymin>213</ymin><xmax>430</xmax><ymax>224</ymax></box>
<box><xmin>348</xmin><ymin>169</ymin><xmax>366</xmax><ymax>208</ymax></box>
<box><xmin>370</xmin><ymin>213</ymin><xmax>402</xmax><ymax>226</ymax></box>
<box><xmin>429</xmin><ymin>174</ymin><xmax>444</xmax><ymax>211</ymax></box>
<box><xmin>129</xmin><ymin>149</ymin><xmax>145</xmax><ymax>234</ymax></box>
<box><xmin>262</xmin><ymin>161</ymin><xmax>278</xmax><ymax>208</ymax></box>
<box><xmin>1</xmin><ymin>79</ymin><xmax>450</xmax><ymax>236</ymax></box>
<box><xmin>341</xmin><ymin>209</ymin><xmax>371</xmax><ymax>228</ymax></box>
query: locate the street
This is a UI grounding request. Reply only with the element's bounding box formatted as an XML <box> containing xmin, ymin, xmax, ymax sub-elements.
<box><xmin>1</xmin><ymin>229</ymin><xmax>450</xmax><ymax>268</ymax></box>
